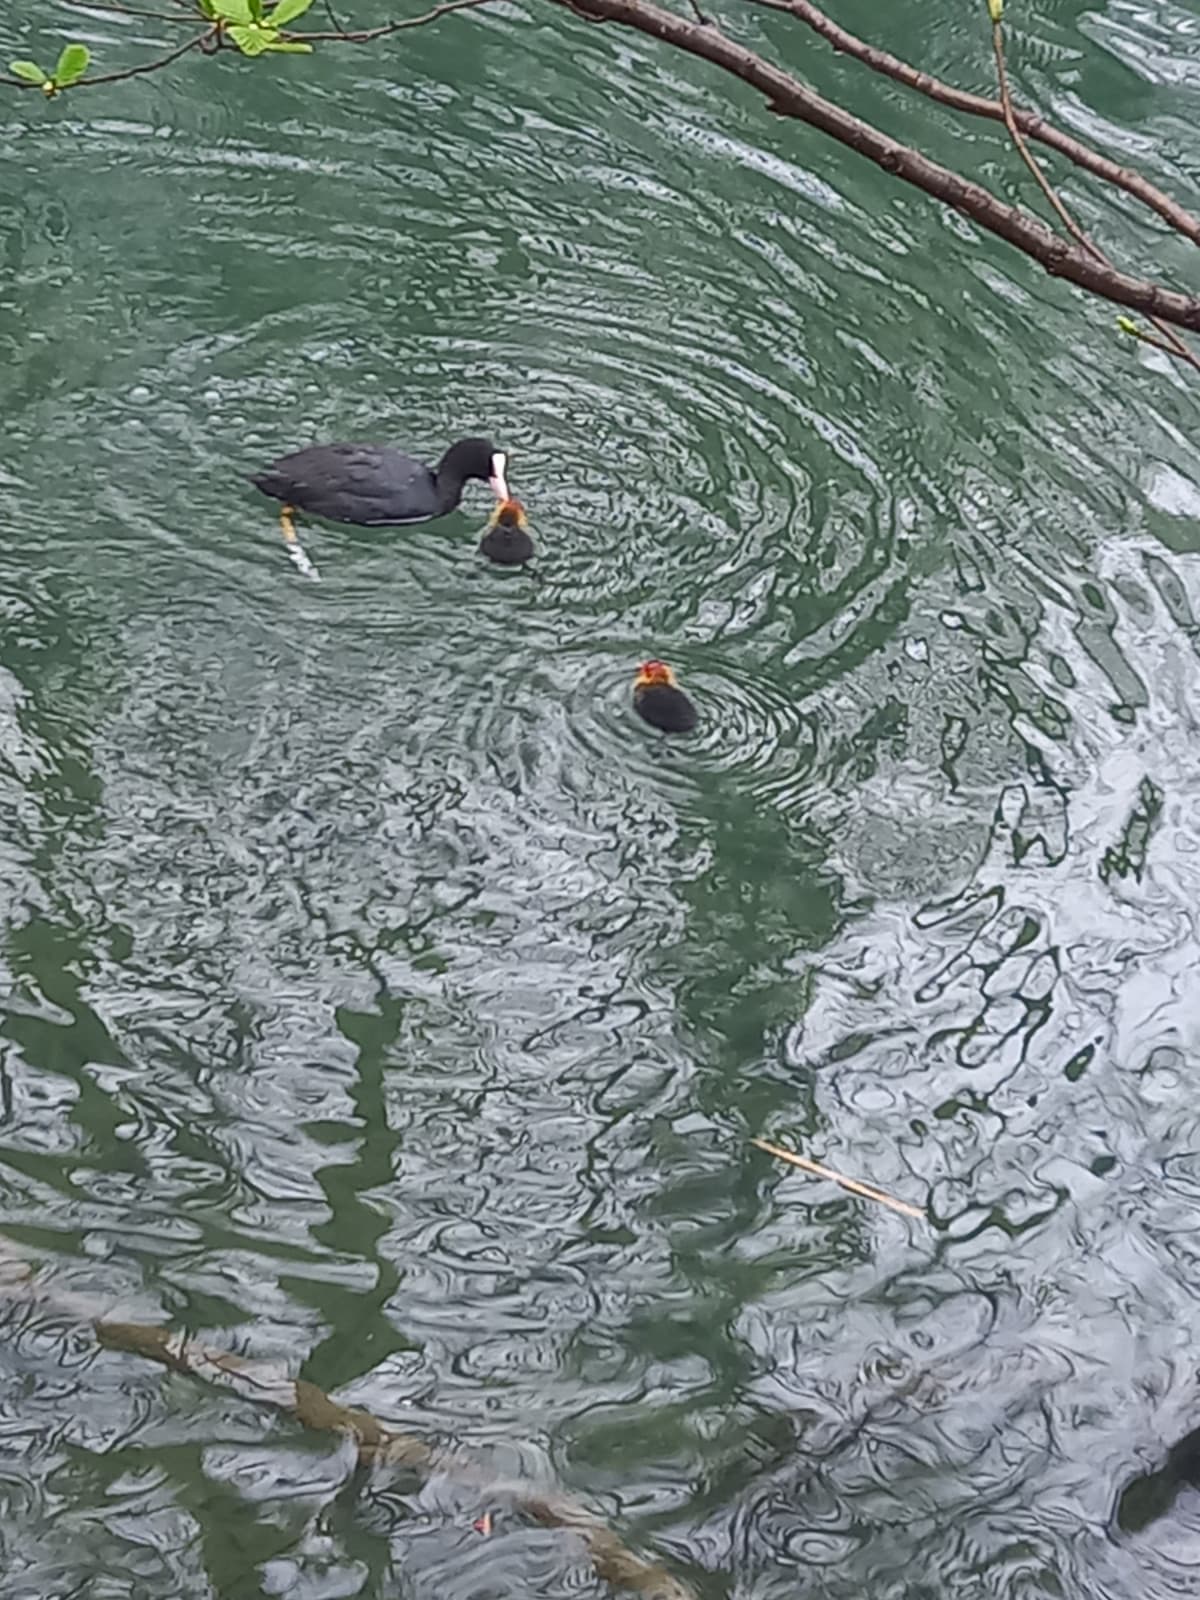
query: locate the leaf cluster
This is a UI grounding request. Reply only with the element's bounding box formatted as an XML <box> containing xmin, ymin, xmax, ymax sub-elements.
<box><xmin>10</xmin><ymin>42</ymin><xmax>91</xmax><ymax>94</ymax></box>
<box><xmin>9</xmin><ymin>0</ymin><xmax>318</xmax><ymax>86</ymax></box>
<box><xmin>199</xmin><ymin>0</ymin><xmax>317</xmax><ymax>55</ymax></box>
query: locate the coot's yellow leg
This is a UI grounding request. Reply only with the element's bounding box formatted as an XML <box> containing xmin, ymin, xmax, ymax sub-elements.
<box><xmin>279</xmin><ymin>503</ymin><xmax>319</xmax><ymax>582</ymax></box>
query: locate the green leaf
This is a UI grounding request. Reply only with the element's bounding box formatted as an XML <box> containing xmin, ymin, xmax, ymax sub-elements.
<box><xmin>265</xmin><ymin>38</ymin><xmax>314</xmax><ymax>50</ymax></box>
<box><xmin>1117</xmin><ymin>316</ymin><xmax>1141</xmax><ymax>337</ymax></box>
<box><xmin>248</xmin><ymin>0</ymin><xmax>265</xmax><ymax>20</ymax></box>
<box><xmin>986</xmin><ymin>0</ymin><xmax>1003</xmax><ymax>19</ymax></box>
<box><xmin>9</xmin><ymin>59</ymin><xmax>47</xmax><ymax>84</ymax></box>
<box><xmin>198</xmin><ymin>0</ymin><xmax>217</xmax><ymax>15</ymax></box>
<box><xmin>215</xmin><ymin>0</ymin><xmax>254</xmax><ymax>23</ymax></box>
<box><xmin>53</xmin><ymin>43</ymin><xmax>90</xmax><ymax>87</ymax></box>
<box><xmin>228</xmin><ymin>22</ymin><xmax>277</xmax><ymax>54</ymax></box>
<box><xmin>269</xmin><ymin>0</ymin><xmax>316</xmax><ymax>24</ymax></box>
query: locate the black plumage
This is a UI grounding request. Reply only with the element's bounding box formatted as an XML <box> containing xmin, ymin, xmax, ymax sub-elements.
<box><xmin>633</xmin><ymin>662</ymin><xmax>698</xmax><ymax>733</ymax></box>
<box><xmin>251</xmin><ymin>436</ymin><xmax>506</xmax><ymax>526</ymax></box>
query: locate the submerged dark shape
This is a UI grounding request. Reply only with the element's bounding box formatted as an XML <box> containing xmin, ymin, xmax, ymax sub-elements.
<box><xmin>1118</xmin><ymin>1423</ymin><xmax>1200</xmax><ymax>1533</ymax></box>
<box><xmin>251</xmin><ymin>436</ymin><xmax>508</xmax><ymax>527</ymax></box>
<box><xmin>480</xmin><ymin>498</ymin><xmax>534</xmax><ymax>565</ymax></box>
<box><xmin>633</xmin><ymin>660</ymin><xmax>698</xmax><ymax>734</ymax></box>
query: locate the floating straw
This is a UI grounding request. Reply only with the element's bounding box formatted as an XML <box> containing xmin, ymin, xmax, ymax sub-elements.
<box><xmin>751</xmin><ymin>1137</ymin><xmax>927</xmax><ymax>1221</ymax></box>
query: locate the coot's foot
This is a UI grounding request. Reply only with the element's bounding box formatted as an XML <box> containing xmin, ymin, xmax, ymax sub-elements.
<box><xmin>280</xmin><ymin>505</ymin><xmax>320</xmax><ymax>582</ymax></box>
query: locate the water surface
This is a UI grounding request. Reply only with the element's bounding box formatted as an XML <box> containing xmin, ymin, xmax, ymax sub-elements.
<box><xmin>3</xmin><ymin>0</ymin><xmax>1200</xmax><ymax>1594</ymax></box>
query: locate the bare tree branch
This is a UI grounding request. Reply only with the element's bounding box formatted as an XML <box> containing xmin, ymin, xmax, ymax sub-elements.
<box><xmin>98</xmin><ymin>1321</ymin><xmax>697</xmax><ymax>1600</ymax></box>
<box><xmin>744</xmin><ymin>0</ymin><xmax>1200</xmax><ymax>249</ymax></box>
<box><xmin>0</xmin><ymin>1240</ymin><xmax>697</xmax><ymax>1600</ymax></box>
<box><xmin>7</xmin><ymin>0</ymin><xmax>1200</xmax><ymax>341</ymax></box>
<box><xmin>550</xmin><ymin>0</ymin><xmax>1200</xmax><ymax>331</ymax></box>
<box><xmin>987</xmin><ymin>8</ymin><xmax>1200</xmax><ymax>372</ymax></box>
<box><xmin>288</xmin><ymin>0</ymin><xmax>498</xmax><ymax>44</ymax></box>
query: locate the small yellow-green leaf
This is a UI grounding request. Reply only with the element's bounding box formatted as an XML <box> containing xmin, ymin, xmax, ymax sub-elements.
<box><xmin>1117</xmin><ymin>316</ymin><xmax>1140</xmax><ymax>337</ymax></box>
<box><xmin>228</xmin><ymin>21</ymin><xmax>276</xmax><ymax>53</ymax></box>
<box><xmin>53</xmin><ymin>43</ymin><xmax>91</xmax><ymax>87</ymax></box>
<box><xmin>270</xmin><ymin>0</ymin><xmax>316</xmax><ymax>24</ymax></box>
<box><xmin>265</xmin><ymin>38</ymin><xmax>314</xmax><ymax>51</ymax></box>
<box><xmin>216</xmin><ymin>0</ymin><xmax>255</xmax><ymax>23</ymax></box>
<box><xmin>9</xmin><ymin>59</ymin><xmax>48</xmax><ymax>84</ymax></box>
<box><xmin>987</xmin><ymin>0</ymin><xmax>1003</xmax><ymax>19</ymax></box>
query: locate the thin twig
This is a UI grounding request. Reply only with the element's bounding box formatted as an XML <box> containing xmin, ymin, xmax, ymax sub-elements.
<box><xmin>288</xmin><ymin>0</ymin><xmax>497</xmax><ymax>43</ymax></box>
<box><xmin>989</xmin><ymin>11</ymin><xmax>1200</xmax><ymax>373</ymax></box>
<box><xmin>73</xmin><ymin>26</ymin><xmax>215</xmax><ymax>85</ymax></box>
<box><xmin>751</xmin><ymin>1138</ymin><xmax>927</xmax><ymax>1221</ymax></box>
<box><xmin>1</xmin><ymin>25</ymin><xmax>213</xmax><ymax>88</ymax></box>
<box><xmin>740</xmin><ymin>0</ymin><xmax>1200</xmax><ymax>249</ymax></box>
<box><xmin>992</xmin><ymin>19</ymin><xmax>1090</xmax><ymax>250</ymax></box>
<box><xmin>1121</xmin><ymin>321</ymin><xmax>1184</xmax><ymax>357</ymax></box>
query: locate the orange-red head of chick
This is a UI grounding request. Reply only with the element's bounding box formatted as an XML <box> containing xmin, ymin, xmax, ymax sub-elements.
<box><xmin>634</xmin><ymin>659</ymin><xmax>677</xmax><ymax>689</ymax></box>
<box><xmin>480</xmin><ymin>497</ymin><xmax>534</xmax><ymax>566</ymax></box>
<box><xmin>488</xmin><ymin>498</ymin><xmax>529</xmax><ymax>529</ymax></box>
<box><xmin>633</xmin><ymin>659</ymin><xmax>698</xmax><ymax>734</ymax></box>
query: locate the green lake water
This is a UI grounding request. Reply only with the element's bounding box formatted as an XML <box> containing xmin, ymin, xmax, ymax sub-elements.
<box><xmin>3</xmin><ymin>0</ymin><xmax>1200</xmax><ymax>1594</ymax></box>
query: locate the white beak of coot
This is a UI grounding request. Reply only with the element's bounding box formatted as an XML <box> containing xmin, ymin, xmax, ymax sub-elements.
<box><xmin>488</xmin><ymin>451</ymin><xmax>509</xmax><ymax>502</ymax></box>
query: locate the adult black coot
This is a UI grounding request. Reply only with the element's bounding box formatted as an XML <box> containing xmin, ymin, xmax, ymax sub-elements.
<box><xmin>252</xmin><ymin>434</ymin><xmax>508</xmax><ymax>548</ymax></box>
<box><xmin>633</xmin><ymin>660</ymin><xmax>699</xmax><ymax>734</ymax></box>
